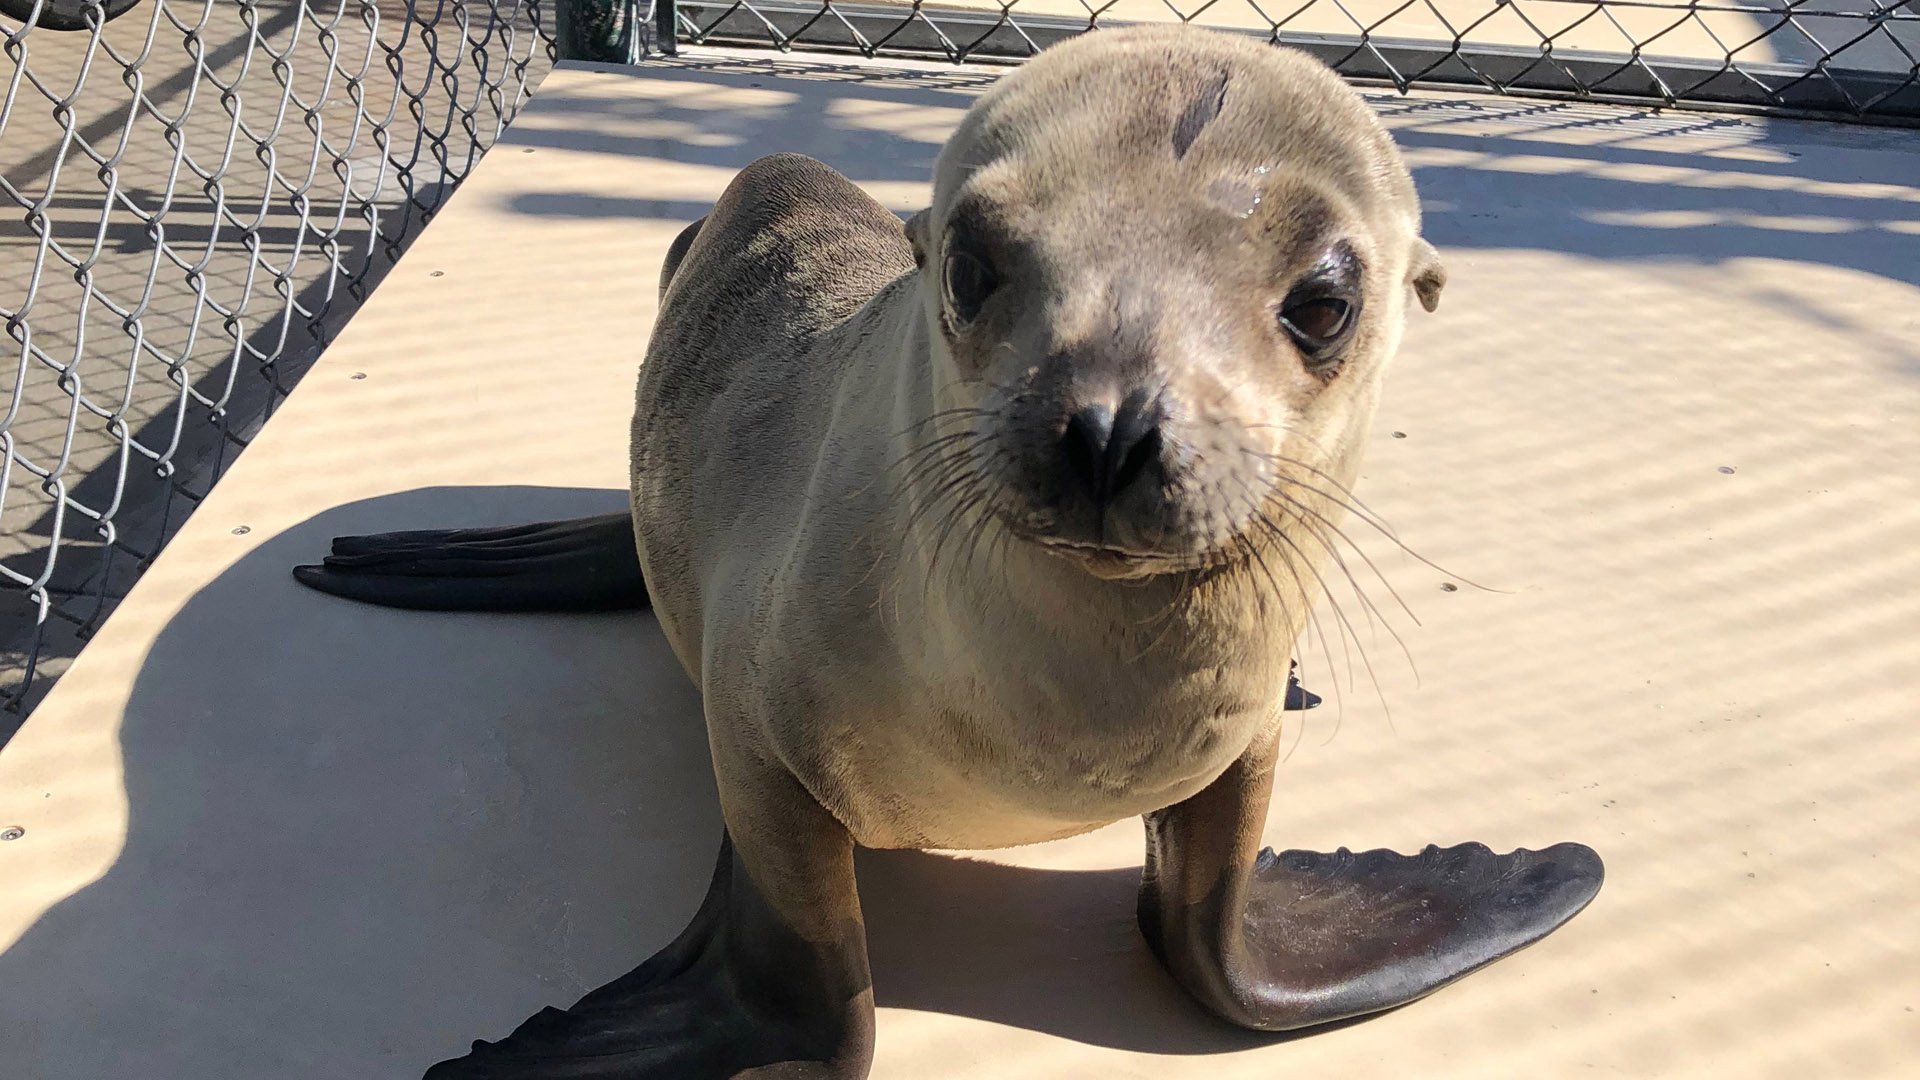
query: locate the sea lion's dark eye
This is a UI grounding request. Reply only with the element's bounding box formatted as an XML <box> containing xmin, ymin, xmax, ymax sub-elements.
<box><xmin>1278</xmin><ymin>291</ymin><xmax>1360</xmax><ymax>372</ymax></box>
<box><xmin>943</xmin><ymin>247</ymin><xmax>999</xmax><ymax>323</ymax></box>
<box><xmin>1283</xmin><ymin>299</ymin><xmax>1351</xmax><ymax>342</ymax></box>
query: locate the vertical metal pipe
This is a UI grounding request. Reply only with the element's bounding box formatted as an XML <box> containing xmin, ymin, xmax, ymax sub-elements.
<box><xmin>654</xmin><ymin>0</ymin><xmax>678</xmax><ymax>56</ymax></box>
<box><xmin>554</xmin><ymin>0</ymin><xmax>651</xmax><ymax>62</ymax></box>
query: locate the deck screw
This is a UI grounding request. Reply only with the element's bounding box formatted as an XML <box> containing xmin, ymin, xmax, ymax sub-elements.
<box><xmin>1</xmin><ymin>826</ymin><xmax>24</xmax><ymax>841</ymax></box>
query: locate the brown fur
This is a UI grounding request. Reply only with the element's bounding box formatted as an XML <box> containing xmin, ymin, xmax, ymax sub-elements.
<box><xmin>631</xmin><ymin>26</ymin><xmax>1442</xmax><ymax>853</ymax></box>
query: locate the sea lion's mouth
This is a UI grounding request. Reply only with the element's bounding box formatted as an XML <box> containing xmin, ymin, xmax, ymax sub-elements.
<box><xmin>1034</xmin><ymin>537</ymin><xmax>1155</xmax><ymax>560</ymax></box>
<box><xmin>1029</xmin><ymin>536</ymin><xmax>1209</xmax><ymax>580</ymax></box>
<box><xmin>991</xmin><ymin>501</ymin><xmax>1253</xmax><ymax>581</ymax></box>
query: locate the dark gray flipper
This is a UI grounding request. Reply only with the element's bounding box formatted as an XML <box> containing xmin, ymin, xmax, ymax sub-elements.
<box><xmin>291</xmin><ymin>512</ymin><xmax>648</xmax><ymax>613</ymax></box>
<box><xmin>423</xmin><ymin>835</ymin><xmax>873</xmax><ymax>1080</ymax></box>
<box><xmin>1284</xmin><ymin>659</ymin><xmax>1320</xmax><ymax>711</ymax></box>
<box><xmin>1141</xmin><ymin>737</ymin><xmax>1603</xmax><ymax>1032</ymax></box>
<box><xmin>1230</xmin><ymin>841</ymin><xmax>1603</xmax><ymax>1027</ymax></box>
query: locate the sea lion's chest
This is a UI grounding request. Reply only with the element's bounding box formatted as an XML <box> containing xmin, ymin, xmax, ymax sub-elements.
<box><xmin>786</xmin><ymin>604</ymin><xmax>1290</xmax><ymax>851</ymax></box>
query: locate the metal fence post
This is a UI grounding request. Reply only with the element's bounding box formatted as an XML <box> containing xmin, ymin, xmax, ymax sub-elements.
<box><xmin>655</xmin><ymin>0</ymin><xmax>678</xmax><ymax>57</ymax></box>
<box><xmin>555</xmin><ymin>0</ymin><xmax>673</xmax><ymax>62</ymax></box>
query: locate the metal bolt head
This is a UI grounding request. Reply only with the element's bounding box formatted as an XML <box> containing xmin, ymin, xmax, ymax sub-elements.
<box><xmin>1718</xmin><ymin>466</ymin><xmax>1736</xmax><ymax>475</ymax></box>
<box><xmin>429</xmin><ymin>270</ymin><xmax>445</xmax><ymax>278</ymax></box>
<box><xmin>350</xmin><ymin>372</ymin><xmax>367</xmax><ymax>380</ymax></box>
<box><xmin>232</xmin><ymin>525</ymin><xmax>250</xmax><ymax>535</ymax></box>
<box><xmin>1391</xmin><ymin>431</ymin><xmax>1407</xmax><ymax>439</ymax></box>
<box><xmin>1440</xmin><ymin>582</ymin><xmax>1459</xmax><ymax>592</ymax></box>
<box><xmin>1</xmin><ymin>826</ymin><xmax>24</xmax><ymax>841</ymax></box>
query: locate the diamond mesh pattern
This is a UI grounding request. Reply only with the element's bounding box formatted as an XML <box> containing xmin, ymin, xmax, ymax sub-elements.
<box><xmin>0</xmin><ymin>0</ymin><xmax>554</xmax><ymax>719</ymax></box>
<box><xmin>671</xmin><ymin>0</ymin><xmax>1919</xmax><ymax>121</ymax></box>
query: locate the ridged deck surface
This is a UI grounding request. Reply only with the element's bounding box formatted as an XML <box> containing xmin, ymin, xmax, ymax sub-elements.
<box><xmin>2</xmin><ymin>48</ymin><xmax>1916</xmax><ymax>1080</ymax></box>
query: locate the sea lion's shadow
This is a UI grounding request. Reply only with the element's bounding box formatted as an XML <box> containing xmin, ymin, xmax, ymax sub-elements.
<box><xmin>0</xmin><ymin>485</ymin><xmax>1332</xmax><ymax>1078</ymax></box>
<box><xmin>861</xmin><ymin>849</ymin><xmax>1274</xmax><ymax>1053</ymax></box>
<box><xmin>861</xmin><ymin>847</ymin><xmax>1390</xmax><ymax>1051</ymax></box>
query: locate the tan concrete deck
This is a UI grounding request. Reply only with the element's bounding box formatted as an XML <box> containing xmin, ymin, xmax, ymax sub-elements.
<box><xmin>2</xmin><ymin>46</ymin><xmax>1918</xmax><ymax>1079</ymax></box>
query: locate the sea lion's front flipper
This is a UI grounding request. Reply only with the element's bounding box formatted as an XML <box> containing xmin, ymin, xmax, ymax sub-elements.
<box><xmin>1139</xmin><ymin>727</ymin><xmax>1603</xmax><ymax>1032</ymax></box>
<box><xmin>290</xmin><ymin>512</ymin><xmax>648</xmax><ymax>613</ymax></box>
<box><xmin>426</xmin><ymin>758</ymin><xmax>875</xmax><ymax>1080</ymax></box>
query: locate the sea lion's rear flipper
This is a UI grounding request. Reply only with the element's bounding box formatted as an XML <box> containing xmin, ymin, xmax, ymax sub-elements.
<box><xmin>1141</xmin><ymin>738</ymin><xmax>1603</xmax><ymax>1032</ymax></box>
<box><xmin>290</xmin><ymin>512</ymin><xmax>648</xmax><ymax>613</ymax></box>
<box><xmin>1284</xmin><ymin>659</ymin><xmax>1320</xmax><ymax>711</ymax></box>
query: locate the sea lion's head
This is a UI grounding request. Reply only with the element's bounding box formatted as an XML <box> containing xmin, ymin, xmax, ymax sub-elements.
<box><xmin>906</xmin><ymin>26</ymin><xmax>1443</xmax><ymax>582</ymax></box>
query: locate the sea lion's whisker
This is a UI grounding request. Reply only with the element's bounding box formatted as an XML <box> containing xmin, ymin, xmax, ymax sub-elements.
<box><xmin>908</xmin><ymin>473</ymin><xmax>983</xmax><ymax>563</ymax></box>
<box><xmin>918</xmin><ymin>471</ymin><xmax>987</xmax><ymax>576</ymax></box>
<box><xmin>1244</xmin><ymin>445</ymin><xmax>1500</xmax><ymax>594</ymax></box>
<box><xmin>896</xmin><ymin>479</ymin><xmax>967</xmax><ymax>558</ymax></box>
<box><xmin>927</xmin><ymin>488</ymin><xmax>992</xmax><ymax>606</ymax></box>
<box><xmin>1126</xmin><ymin>554</ymin><xmax>1207</xmax><ymax>662</ymax></box>
<box><xmin>1236</xmin><ymin>435</ymin><xmax>1407</xmax><ymax>543</ymax></box>
<box><xmin>1269</xmin><ymin>485</ymin><xmax>1423</xmax><ymax>629</ymax></box>
<box><xmin>1269</xmin><ymin>494</ymin><xmax>1422</xmax><ymax>691</ymax></box>
<box><xmin>892</xmin><ymin>431</ymin><xmax>985</xmax><ymax>482</ymax></box>
<box><xmin>1223</xmin><ymin>471</ymin><xmax>1367</xmax><ymax>735</ymax></box>
<box><xmin>1272</xmin><ymin>540</ymin><xmax>1350</xmax><ymax>750</ymax></box>
<box><xmin>895</xmin><ymin>444</ymin><xmax>988</xmax><ymax>501</ymax></box>
<box><xmin>897</xmin><ymin>445</ymin><xmax>990</xmax><ymax>537</ymax></box>
<box><xmin>1250</xmin><ymin>504</ymin><xmax>1360</xmax><ymax>705</ymax></box>
<box><xmin>897</xmin><ymin>476</ymin><xmax>985</xmax><ymax>620</ymax></box>
<box><xmin>985</xmin><ymin>508</ymin><xmax>1017</xmax><ymax>602</ymax></box>
<box><xmin>1252</xmin><ymin>472</ymin><xmax>1424</xmax><ymax>674</ymax></box>
<box><xmin>1127</xmin><ymin>549</ymin><xmax>1196</xmax><ymax>635</ymax></box>
<box><xmin>1246</xmin><ymin>497</ymin><xmax>1397</xmax><ymax>740</ymax></box>
<box><xmin>893</xmin><ymin>427</ymin><xmax>977</xmax><ymax>462</ymax></box>
<box><xmin>956</xmin><ymin>492</ymin><xmax>1004</xmax><ymax>589</ymax></box>
<box><xmin>1239</xmin><ymin>530</ymin><xmax>1341</xmax><ymax>742</ymax></box>
<box><xmin>1236</xmin><ymin>443</ymin><xmax>1402</xmax><ymax>541</ymax></box>
<box><xmin>894</xmin><ymin>406</ymin><xmax>993</xmax><ymax>438</ymax></box>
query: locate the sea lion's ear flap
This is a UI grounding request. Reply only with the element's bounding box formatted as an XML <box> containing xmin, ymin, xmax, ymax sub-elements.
<box><xmin>1409</xmin><ymin>237</ymin><xmax>1446</xmax><ymax>313</ymax></box>
<box><xmin>906</xmin><ymin>209</ymin><xmax>932</xmax><ymax>270</ymax></box>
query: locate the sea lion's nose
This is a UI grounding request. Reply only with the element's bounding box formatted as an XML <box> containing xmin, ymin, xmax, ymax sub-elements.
<box><xmin>1062</xmin><ymin>388</ymin><xmax>1163</xmax><ymax>506</ymax></box>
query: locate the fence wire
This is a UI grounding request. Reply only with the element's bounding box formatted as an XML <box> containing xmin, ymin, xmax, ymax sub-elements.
<box><xmin>0</xmin><ymin>0</ymin><xmax>554</xmax><ymax>726</ymax></box>
<box><xmin>672</xmin><ymin>0</ymin><xmax>1919</xmax><ymax>121</ymax></box>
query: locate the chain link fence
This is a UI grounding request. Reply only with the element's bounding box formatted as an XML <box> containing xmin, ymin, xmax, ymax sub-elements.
<box><xmin>0</xmin><ymin>0</ymin><xmax>555</xmax><ymax>729</ymax></box>
<box><xmin>671</xmin><ymin>0</ymin><xmax>1918</xmax><ymax>121</ymax></box>
<box><xmin>0</xmin><ymin>0</ymin><xmax>1910</xmax><ymax>736</ymax></box>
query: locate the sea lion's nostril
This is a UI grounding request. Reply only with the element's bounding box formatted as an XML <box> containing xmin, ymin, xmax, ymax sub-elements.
<box><xmin>1062</xmin><ymin>391</ymin><xmax>1162</xmax><ymax>505</ymax></box>
<box><xmin>1063</xmin><ymin>405</ymin><xmax>1115</xmax><ymax>500</ymax></box>
<box><xmin>1112</xmin><ymin>423</ymin><xmax>1161</xmax><ymax>495</ymax></box>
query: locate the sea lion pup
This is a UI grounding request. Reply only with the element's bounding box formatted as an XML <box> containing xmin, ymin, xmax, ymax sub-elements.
<box><xmin>295</xmin><ymin>24</ymin><xmax>1602</xmax><ymax>1079</ymax></box>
